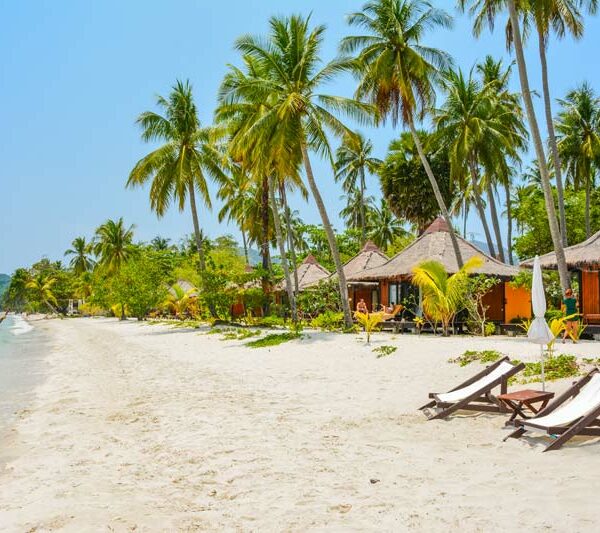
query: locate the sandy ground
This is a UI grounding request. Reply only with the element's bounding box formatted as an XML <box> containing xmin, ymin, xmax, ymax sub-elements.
<box><xmin>1</xmin><ymin>318</ymin><xmax>600</xmax><ymax>532</ymax></box>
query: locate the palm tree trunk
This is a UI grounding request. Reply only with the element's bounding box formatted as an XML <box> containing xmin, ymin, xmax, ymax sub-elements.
<box><xmin>360</xmin><ymin>167</ymin><xmax>367</xmax><ymax>245</ymax></box>
<box><xmin>586</xmin><ymin>177</ymin><xmax>591</xmax><ymax>238</ymax></box>
<box><xmin>280</xmin><ymin>184</ymin><xmax>300</xmax><ymax>295</ymax></box>
<box><xmin>259</xmin><ymin>175</ymin><xmax>272</xmax><ymax>316</ymax></box>
<box><xmin>408</xmin><ymin>118</ymin><xmax>463</xmax><ymax>268</ymax></box>
<box><xmin>486</xmin><ymin>182</ymin><xmax>505</xmax><ymax>262</ymax></box>
<box><xmin>538</xmin><ymin>30</ymin><xmax>568</xmax><ymax>247</ymax></box>
<box><xmin>463</xmin><ymin>198</ymin><xmax>468</xmax><ymax>238</ymax></box>
<box><xmin>188</xmin><ymin>183</ymin><xmax>206</xmax><ymax>271</ymax></box>
<box><xmin>507</xmin><ymin>0</ymin><xmax>570</xmax><ymax>290</ymax></box>
<box><xmin>504</xmin><ymin>182</ymin><xmax>514</xmax><ymax>265</ymax></box>
<box><xmin>468</xmin><ymin>161</ymin><xmax>496</xmax><ymax>257</ymax></box>
<box><xmin>301</xmin><ymin>143</ymin><xmax>353</xmax><ymax>328</ymax></box>
<box><xmin>269</xmin><ymin>176</ymin><xmax>298</xmax><ymax>323</ymax></box>
<box><xmin>241</xmin><ymin>224</ymin><xmax>249</xmax><ymax>264</ymax></box>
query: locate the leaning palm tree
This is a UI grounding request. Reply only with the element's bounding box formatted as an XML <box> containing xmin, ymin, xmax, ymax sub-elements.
<box><xmin>334</xmin><ymin>132</ymin><xmax>382</xmax><ymax>244</ymax></box>
<box><xmin>218</xmin><ymin>15</ymin><xmax>374</xmax><ymax>328</ymax></box>
<box><xmin>458</xmin><ymin>0</ymin><xmax>571</xmax><ymax>290</ymax></box>
<box><xmin>93</xmin><ymin>218</ymin><xmax>135</xmax><ymax>274</ymax></box>
<box><xmin>342</xmin><ymin>0</ymin><xmax>464</xmax><ymax>268</ymax></box>
<box><xmin>127</xmin><ymin>80</ymin><xmax>225</xmax><ymax>271</ymax></box>
<box><xmin>64</xmin><ymin>236</ymin><xmax>95</xmax><ymax>275</ymax></box>
<box><xmin>26</xmin><ymin>274</ymin><xmax>58</xmax><ymax>314</ymax></box>
<box><xmin>556</xmin><ymin>82</ymin><xmax>600</xmax><ymax>238</ymax></box>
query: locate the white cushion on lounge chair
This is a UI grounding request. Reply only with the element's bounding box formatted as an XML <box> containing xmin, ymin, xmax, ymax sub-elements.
<box><xmin>524</xmin><ymin>374</ymin><xmax>600</xmax><ymax>430</ymax></box>
<box><xmin>437</xmin><ymin>361</ymin><xmax>516</xmax><ymax>403</ymax></box>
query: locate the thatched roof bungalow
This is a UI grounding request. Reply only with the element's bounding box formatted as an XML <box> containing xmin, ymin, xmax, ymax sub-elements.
<box><xmin>276</xmin><ymin>254</ymin><xmax>331</xmax><ymax>293</ymax></box>
<box><xmin>521</xmin><ymin>230</ymin><xmax>600</xmax><ymax>323</ymax></box>
<box><xmin>348</xmin><ymin>218</ymin><xmax>530</xmax><ymax>323</ymax></box>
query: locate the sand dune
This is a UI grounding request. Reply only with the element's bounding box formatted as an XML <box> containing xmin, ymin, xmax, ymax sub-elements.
<box><xmin>1</xmin><ymin>318</ymin><xmax>600</xmax><ymax>531</ymax></box>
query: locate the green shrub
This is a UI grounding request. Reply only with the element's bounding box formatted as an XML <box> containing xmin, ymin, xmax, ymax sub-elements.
<box><xmin>484</xmin><ymin>322</ymin><xmax>496</xmax><ymax>336</ymax></box>
<box><xmin>310</xmin><ymin>311</ymin><xmax>344</xmax><ymax>331</ymax></box>
<box><xmin>246</xmin><ymin>332</ymin><xmax>301</xmax><ymax>348</ymax></box>
<box><xmin>449</xmin><ymin>350</ymin><xmax>503</xmax><ymax>367</ymax></box>
<box><xmin>221</xmin><ymin>328</ymin><xmax>261</xmax><ymax>340</ymax></box>
<box><xmin>373</xmin><ymin>345</ymin><xmax>397</xmax><ymax>358</ymax></box>
<box><xmin>545</xmin><ymin>309</ymin><xmax>563</xmax><ymax>322</ymax></box>
<box><xmin>522</xmin><ymin>354</ymin><xmax>580</xmax><ymax>382</ymax></box>
<box><xmin>254</xmin><ymin>315</ymin><xmax>286</xmax><ymax>328</ymax></box>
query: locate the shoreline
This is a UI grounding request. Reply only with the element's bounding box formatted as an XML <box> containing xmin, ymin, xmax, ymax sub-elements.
<box><xmin>1</xmin><ymin>318</ymin><xmax>600</xmax><ymax>531</ymax></box>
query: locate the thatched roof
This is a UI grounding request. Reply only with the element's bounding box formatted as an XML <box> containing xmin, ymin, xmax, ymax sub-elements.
<box><xmin>275</xmin><ymin>254</ymin><xmax>331</xmax><ymax>292</ymax></box>
<box><xmin>521</xmin><ymin>229</ymin><xmax>600</xmax><ymax>269</ymax></box>
<box><xmin>349</xmin><ymin>217</ymin><xmax>520</xmax><ymax>281</ymax></box>
<box><xmin>168</xmin><ymin>279</ymin><xmax>198</xmax><ymax>297</ymax></box>
<box><xmin>327</xmin><ymin>241</ymin><xmax>389</xmax><ymax>283</ymax></box>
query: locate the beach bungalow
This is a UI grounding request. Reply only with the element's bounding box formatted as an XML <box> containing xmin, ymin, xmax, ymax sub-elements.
<box><xmin>327</xmin><ymin>240</ymin><xmax>389</xmax><ymax>312</ymax></box>
<box><xmin>275</xmin><ymin>254</ymin><xmax>331</xmax><ymax>297</ymax></box>
<box><xmin>521</xmin><ymin>229</ymin><xmax>600</xmax><ymax>325</ymax></box>
<box><xmin>348</xmin><ymin>218</ymin><xmax>531</xmax><ymax>324</ymax></box>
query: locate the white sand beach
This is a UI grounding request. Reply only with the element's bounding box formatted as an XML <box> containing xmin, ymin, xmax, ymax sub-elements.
<box><xmin>1</xmin><ymin>318</ymin><xmax>600</xmax><ymax>532</ymax></box>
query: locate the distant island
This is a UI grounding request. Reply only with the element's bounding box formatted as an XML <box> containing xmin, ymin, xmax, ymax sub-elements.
<box><xmin>0</xmin><ymin>274</ymin><xmax>10</xmax><ymax>299</ymax></box>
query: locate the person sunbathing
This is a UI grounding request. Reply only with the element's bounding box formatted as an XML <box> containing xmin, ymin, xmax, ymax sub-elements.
<box><xmin>356</xmin><ymin>299</ymin><xmax>368</xmax><ymax>314</ymax></box>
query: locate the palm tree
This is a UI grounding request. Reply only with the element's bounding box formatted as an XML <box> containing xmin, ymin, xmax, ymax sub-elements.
<box><xmin>459</xmin><ymin>0</ymin><xmax>571</xmax><ymax>290</ymax></box>
<box><xmin>412</xmin><ymin>256</ymin><xmax>482</xmax><ymax>336</ymax></box>
<box><xmin>342</xmin><ymin>0</ymin><xmax>464</xmax><ymax>268</ymax></box>
<box><xmin>556</xmin><ymin>82</ymin><xmax>600</xmax><ymax>238</ymax></box>
<box><xmin>150</xmin><ymin>236</ymin><xmax>172</xmax><ymax>251</ymax></box>
<box><xmin>340</xmin><ymin>188</ymin><xmax>376</xmax><ymax>231</ymax></box>
<box><xmin>93</xmin><ymin>218</ymin><xmax>135</xmax><ymax>274</ymax></box>
<box><xmin>64</xmin><ymin>236</ymin><xmax>95</xmax><ymax>275</ymax></box>
<box><xmin>26</xmin><ymin>274</ymin><xmax>58</xmax><ymax>314</ymax></box>
<box><xmin>218</xmin><ymin>15</ymin><xmax>373</xmax><ymax>328</ymax></box>
<box><xmin>368</xmin><ymin>198</ymin><xmax>405</xmax><ymax>249</ymax></box>
<box><xmin>334</xmin><ymin>132</ymin><xmax>382</xmax><ymax>244</ymax></box>
<box><xmin>127</xmin><ymin>80</ymin><xmax>225</xmax><ymax>272</ymax></box>
<box><xmin>163</xmin><ymin>283</ymin><xmax>197</xmax><ymax>319</ymax></box>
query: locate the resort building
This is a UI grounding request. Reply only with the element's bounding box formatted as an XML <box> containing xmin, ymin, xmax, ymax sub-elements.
<box><xmin>521</xmin><ymin>229</ymin><xmax>600</xmax><ymax>325</ymax></box>
<box><xmin>276</xmin><ymin>254</ymin><xmax>331</xmax><ymax>294</ymax></box>
<box><xmin>348</xmin><ymin>218</ymin><xmax>531</xmax><ymax>323</ymax></box>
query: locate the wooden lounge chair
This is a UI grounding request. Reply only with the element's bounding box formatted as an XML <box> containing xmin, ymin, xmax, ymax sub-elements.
<box><xmin>505</xmin><ymin>369</ymin><xmax>600</xmax><ymax>452</ymax></box>
<box><xmin>382</xmin><ymin>304</ymin><xmax>402</xmax><ymax>321</ymax></box>
<box><xmin>419</xmin><ymin>356</ymin><xmax>525</xmax><ymax>420</ymax></box>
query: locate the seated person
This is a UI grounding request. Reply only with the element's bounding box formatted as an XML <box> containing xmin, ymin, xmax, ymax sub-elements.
<box><xmin>381</xmin><ymin>302</ymin><xmax>395</xmax><ymax>314</ymax></box>
<box><xmin>356</xmin><ymin>298</ymin><xmax>368</xmax><ymax>314</ymax></box>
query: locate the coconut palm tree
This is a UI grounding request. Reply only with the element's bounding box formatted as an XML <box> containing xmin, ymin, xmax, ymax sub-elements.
<box><xmin>93</xmin><ymin>218</ymin><xmax>136</xmax><ymax>274</ymax></box>
<box><xmin>334</xmin><ymin>132</ymin><xmax>382</xmax><ymax>244</ymax></box>
<box><xmin>458</xmin><ymin>0</ymin><xmax>571</xmax><ymax>289</ymax></box>
<box><xmin>368</xmin><ymin>198</ymin><xmax>406</xmax><ymax>250</ymax></box>
<box><xmin>64</xmin><ymin>237</ymin><xmax>95</xmax><ymax>275</ymax></box>
<box><xmin>127</xmin><ymin>80</ymin><xmax>225</xmax><ymax>271</ymax></box>
<box><xmin>342</xmin><ymin>0</ymin><xmax>464</xmax><ymax>268</ymax></box>
<box><xmin>149</xmin><ymin>236</ymin><xmax>173</xmax><ymax>251</ymax></box>
<box><xmin>340</xmin><ymin>188</ymin><xmax>376</xmax><ymax>231</ymax></box>
<box><xmin>26</xmin><ymin>274</ymin><xmax>58</xmax><ymax>314</ymax></box>
<box><xmin>556</xmin><ymin>82</ymin><xmax>600</xmax><ymax>238</ymax></box>
<box><xmin>163</xmin><ymin>283</ymin><xmax>197</xmax><ymax>319</ymax></box>
<box><xmin>218</xmin><ymin>15</ymin><xmax>373</xmax><ymax>328</ymax></box>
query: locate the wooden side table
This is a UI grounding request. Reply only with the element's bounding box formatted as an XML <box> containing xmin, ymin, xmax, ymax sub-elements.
<box><xmin>498</xmin><ymin>389</ymin><xmax>555</xmax><ymax>430</ymax></box>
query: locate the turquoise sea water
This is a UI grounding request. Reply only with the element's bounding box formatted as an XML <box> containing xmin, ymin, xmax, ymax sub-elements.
<box><xmin>0</xmin><ymin>315</ymin><xmax>47</xmax><ymax>436</ymax></box>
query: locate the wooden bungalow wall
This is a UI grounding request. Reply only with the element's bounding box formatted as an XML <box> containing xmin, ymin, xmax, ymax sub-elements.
<box><xmin>581</xmin><ymin>270</ymin><xmax>600</xmax><ymax>318</ymax></box>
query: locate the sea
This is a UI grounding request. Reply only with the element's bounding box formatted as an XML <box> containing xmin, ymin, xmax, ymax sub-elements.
<box><xmin>0</xmin><ymin>315</ymin><xmax>47</xmax><ymax>450</ymax></box>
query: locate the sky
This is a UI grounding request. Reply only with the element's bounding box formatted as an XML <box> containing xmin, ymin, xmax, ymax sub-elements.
<box><xmin>1</xmin><ymin>0</ymin><xmax>600</xmax><ymax>274</ymax></box>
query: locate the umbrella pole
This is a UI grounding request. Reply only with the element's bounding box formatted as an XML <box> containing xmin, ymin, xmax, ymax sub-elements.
<box><xmin>541</xmin><ymin>345</ymin><xmax>545</xmax><ymax>392</ymax></box>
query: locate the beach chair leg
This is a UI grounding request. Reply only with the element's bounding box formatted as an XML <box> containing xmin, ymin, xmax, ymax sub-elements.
<box><xmin>418</xmin><ymin>400</ymin><xmax>436</xmax><ymax>411</ymax></box>
<box><xmin>504</xmin><ymin>427</ymin><xmax>526</xmax><ymax>442</ymax></box>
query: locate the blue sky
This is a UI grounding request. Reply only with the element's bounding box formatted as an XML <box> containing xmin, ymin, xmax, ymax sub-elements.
<box><xmin>1</xmin><ymin>0</ymin><xmax>599</xmax><ymax>274</ymax></box>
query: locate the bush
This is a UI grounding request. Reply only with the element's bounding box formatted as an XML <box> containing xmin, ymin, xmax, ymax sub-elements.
<box><xmin>519</xmin><ymin>354</ymin><xmax>581</xmax><ymax>383</ymax></box>
<box><xmin>310</xmin><ymin>311</ymin><xmax>344</xmax><ymax>331</ymax></box>
<box><xmin>254</xmin><ymin>315</ymin><xmax>286</xmax><ymax>328</ymax></box>
<box><xmin>78</xmin><ymin>302</ymin><xmax>106</xmax><ymax>317</ymax></box>
<box><xmin>373</xmin><ymin>345</ymin><xmax>397</xmax><ymax>358</ymax></box>
<box><xmin>484</xmin><ymin>322</ymin><xmax>496</xmax><ymax>336</ymax></box>
<box><xmin>449</xmin><ymin>350</ymin><xmax>503</xmax><ymax>367</ymax></box>
<box><xmin>246</xmin><ymin>332</ymin><xmax>301</xmax><ymax>348</ymax></box>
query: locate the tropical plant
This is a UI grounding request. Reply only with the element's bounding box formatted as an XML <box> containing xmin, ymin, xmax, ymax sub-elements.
<box><xmin>26</xmin><ymin>274</ymin><xmax>59</xmax><ymax>314</ymax></box>
<box><xmin>556</xmin><ymin>82</ymin><xmax>600</xmax><ymax>239</ymax></box>
<box><xmin>343</xmin><ymin>0</ymin><xmax>464</xmax><ymax>267</ymax></box>
<box><xmin>367</xmin><ymin>198</ymin><xmax>406</xmax><ymax>249</ymax></box>
<box><xmin>128</xmin><ymin>80</ymin><xmax>226</xmax><ymax>271</ymax></box>
<box><xmin>64</xmin><ymin>237</ymin><xmax>95</xmax><ymax>275</ymax></box>
<box><xmin>150</xmin><ymin>236</ymin><xmax>173</xmax><ymax>251</ymax></box>
<box><xmin>218</xmin><ymin>14</ymin><xmax>373</xmax><ymax>328</ymax></box>
<box><xmin>340</xmin><ymin>188</ymin><xmax>376</xmax><ymax>231</ymax></box>
<box><xmin>354</xmin><ymin>311</ymin><xmax>384</xmax><ymax>344</ymax></box>
<box><xmin>163</xmin><ymin>283</ymin><xmax>198</xmax><ymax>319</ymax></box>
<box><xmin>334</xmin><ymin>132</ymin><xmax>382</xmax><ymax>243</ymax></box>
<box><xmin>463</xmin><ymin>275</ymin><xmax>501</xmax><ymax>336</ymax></box>
<box><xmin>411</xmin><ymin>255</ymin><xmax>483</xmax><ymax>336</ymax></box>
<box><xmin>93</xmin><ymin>218</ymin><xmax>136</xmax><ymax>274</ymax></box>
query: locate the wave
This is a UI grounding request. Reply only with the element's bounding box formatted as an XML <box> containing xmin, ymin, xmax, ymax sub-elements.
<box><xmin>9</xmin><ymin>315</ymin><xmax>34</xmax><ymax>336</ymax></box>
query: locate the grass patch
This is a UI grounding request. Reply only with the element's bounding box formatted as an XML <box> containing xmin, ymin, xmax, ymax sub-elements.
<box><xmin>246</xmin><ymin>332</ymin><xmax>301</xmax><ymax>348</ymax></box>
<box><xmin>221</xmin><ymin>328</ymin><xmax>261</xmax><ymax>341</ymax></box>
<box><xmin>448</xmin><ymin>350</ymin><xmax>503</xmax><ymax>367</ymax></box>
<box><xmin>373</xmin><ymin>345</ymin><xmax>397</xmax><ymax>358</ymax></box>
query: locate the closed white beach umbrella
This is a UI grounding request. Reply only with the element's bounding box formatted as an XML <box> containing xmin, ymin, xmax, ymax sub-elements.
<box><xmin>527</xmin><ymin>256</ymin><xmax>555</xmax><ymax>390</ymax></box>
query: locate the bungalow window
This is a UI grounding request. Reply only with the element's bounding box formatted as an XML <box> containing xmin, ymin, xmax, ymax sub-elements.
<box><xmin>388</xmin><ymin>283</ymin><xmax>400</xmax><ymax>307</ymax></box>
